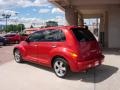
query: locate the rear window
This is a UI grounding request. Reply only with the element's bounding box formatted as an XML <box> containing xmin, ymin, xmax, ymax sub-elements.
<box><xmin>72</xmin><ymin>28</ymin><xmax>96</xmax><ymax>41</ymax></box>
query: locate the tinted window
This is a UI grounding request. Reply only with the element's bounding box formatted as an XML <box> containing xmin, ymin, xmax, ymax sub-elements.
<box><xmin>28</xmin><ymin>29</ymin><xmax>66</xmax><ymax>42</ymax></box>
<box><xmin>72</xmin><ymin>28</ymin><xmax>96</xmax><ymax>41</ymax></box>
<box><xmin>43</xmin><ymin>29</ymin><xmax>66</xmax><ymax>41</ymax></box>
<box><xmin>28</xmin><ymin>31</ymin><xmax>44</xmax><ymax>42</ymax></box>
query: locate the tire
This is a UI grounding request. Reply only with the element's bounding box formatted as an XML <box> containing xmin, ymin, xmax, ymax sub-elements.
<box><xmin>14</xmin><ymin>49</ymin><xmax>23</xmax><ymax>63</ymax></box>
<box><xmin>53</xmin><ymin>58</ymin><xmax>69</xmax><ymax>78</ymax></box>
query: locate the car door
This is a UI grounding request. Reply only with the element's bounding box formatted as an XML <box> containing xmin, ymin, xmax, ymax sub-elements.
<box><xmin>37</xmin><ymin>29</ymin><xmax>66</xmax><ymax>65</ymax></box>
<box><xmin>24</xmin><ymin>32</ymin><xmax>40</xmax><ymax>62</ymax></box>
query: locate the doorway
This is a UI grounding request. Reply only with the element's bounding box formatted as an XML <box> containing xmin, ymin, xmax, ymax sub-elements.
<box><xmin>84</xmin><ymin>18</ymin><xmax>105</xmax><ymax>47</ymax></box>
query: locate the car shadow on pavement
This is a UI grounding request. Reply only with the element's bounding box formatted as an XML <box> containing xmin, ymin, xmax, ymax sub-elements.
<box><xmin>24</xmin><ymin>61</ymin><xmax>54</xmax><ymax>73</ymax></box>
<box><xmin>22</xmin><ymin>62</ymin><xmax>118</xmax><ymax>83</ymax></box>
<box><xmin>66</xmin><ymin>65</ymin><xmax>118</xmax><ymax>83</ymax></box>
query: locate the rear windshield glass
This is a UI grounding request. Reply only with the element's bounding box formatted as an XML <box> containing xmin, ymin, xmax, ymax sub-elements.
<box><xmin>72</xmin><ymin>28</ymin><xmax>96</xmax><ymax>41</ymax></box>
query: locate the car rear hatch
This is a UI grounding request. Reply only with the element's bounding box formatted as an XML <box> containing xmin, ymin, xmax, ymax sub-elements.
<box><xmin>72</xmin><ymin>27</ymin><xmax>102</xmax><ymax>61</ymax></box>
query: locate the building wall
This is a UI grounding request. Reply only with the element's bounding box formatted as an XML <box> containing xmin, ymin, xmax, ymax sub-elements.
<box><xmin>108</xmin><ymin>7</ymin><xmax>120</xmax><ymax>48</ymax></box>
<box><xmin>65</xmin><ymin>7</ymin><xmax>78</xmax><ymax>26</ymax></box>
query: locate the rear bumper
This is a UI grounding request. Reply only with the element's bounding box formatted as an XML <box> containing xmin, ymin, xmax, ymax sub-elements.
<box><xmin>70</xmin><ymin>55</ymin><xmax>104</xmax><ymax>72</ymax></box>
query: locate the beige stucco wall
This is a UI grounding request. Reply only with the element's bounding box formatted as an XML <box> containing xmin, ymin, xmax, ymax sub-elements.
<box><xmin>108</xmin><ymin>7</ymin><xmax>120</xmax><ymax>48</ymax></box>
<box><xmin>65</xmin><ymin>7</ymin><xmax>78</xmax><ymax>26</ymax></box>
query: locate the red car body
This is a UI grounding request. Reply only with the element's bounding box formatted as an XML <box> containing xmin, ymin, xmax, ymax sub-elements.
<box><xmin>20</xmin><ymin>34</ymin><xmax>28</xmax><ymax>41</ymax></box>
<box><xmin>4</xmin><ymin>33</ymin><xmax>28</xmax><ymax>43</ymax></box>
<box><xmin>4</xmin><ymin>34</ymin><xmax>21</xmax><ymax>43</ymax></box>
<box><xmin>14</xmin><ymin>26</ymin><xmax>104</xmax><ymax>77</ymax></box>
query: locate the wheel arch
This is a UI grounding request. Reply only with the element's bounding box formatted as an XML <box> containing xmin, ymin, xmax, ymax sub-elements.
<box><xmin>13</xmin><ymin>46</ymin><xmax>26</xmax><ymax>57</ymax></box>
<box><xmin>51</xmin><ymin>55</ymin><xmax>69</xmax><ymax>68</ymax></box>
<box><xmin>13</xmin><ymin>47</ymin><xmax>19</xmax><ymax>54</ymax></box>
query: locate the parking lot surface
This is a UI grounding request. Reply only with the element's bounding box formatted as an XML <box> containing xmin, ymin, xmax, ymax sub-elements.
<box><xmin>0</xmin><ymin>45</ymin><xmax>120</xmax><ymax>90</ymax></box>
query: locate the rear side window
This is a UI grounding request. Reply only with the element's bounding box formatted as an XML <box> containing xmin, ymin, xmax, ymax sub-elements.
<box><xmin>72</xmin><ymin>28</ymin><xmax>96</xmax><ymax>41</ymax></box>
<box><xmin>43</xmin><ymin>29</ymin><xmax>66</xmax><ymax>41</ymax></box>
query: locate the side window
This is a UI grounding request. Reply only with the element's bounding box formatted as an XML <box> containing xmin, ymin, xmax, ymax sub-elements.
<box><xmin>28</xmin><ymin>31</ymin><xmax>44</xmax><ymax>42</ymax></box>
<box><xmin>28</xmin><ymin>29</ymin><xmax>66</xmax><ymax>42</ymax></box>
<box><xmin>58</xmin><ymin>30</ymin><xmax>66</xmax><ymax>41</ymax></box>
<box><xmin>44</xmin><ymin>29</ymin><xmax>66</xmax><ymax>42</ymax></box>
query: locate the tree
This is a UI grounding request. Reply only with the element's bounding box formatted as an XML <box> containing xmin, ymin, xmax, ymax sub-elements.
<box><xmin>17</xmin><ymin>24</ymin><xmax>25</xmax><ymax>32</ymax></box>
<box><xmin>3</xmin><ymin>24</ymin><xmax>25</xmax><ymax>33</ymax></box>
<box><xmin>7</xmin><ymin>24</ymin><xmax>13</xmax><ymax>32</ymax></box>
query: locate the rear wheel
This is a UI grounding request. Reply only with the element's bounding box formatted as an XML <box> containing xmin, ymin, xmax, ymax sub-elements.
<box><xmin>53</xmin><ymin>58</ymin><xmax>69</xmax><ymax>78</ymax></box>
<box><xmin>14</xmin><ymin>49</ymin><xmax>23</xmax><ymax>63</ymax></box>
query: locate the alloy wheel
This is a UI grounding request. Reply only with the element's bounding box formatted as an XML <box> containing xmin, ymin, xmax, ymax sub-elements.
<box><xmin>14</xmin><ymin>50</ymin><xmax>22</xmax><ymax>63</ymax></box>
<box><xmin>54</xmin><ymin>60</ymin><xmax>67</xmax><ymax>77</ymax></box>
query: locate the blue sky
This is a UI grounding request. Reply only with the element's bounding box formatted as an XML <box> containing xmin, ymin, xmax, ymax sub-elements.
<box><xmin>0</xmin><ymin>0</ymin><xmax>66</xmax><ymax>27</ymax></box>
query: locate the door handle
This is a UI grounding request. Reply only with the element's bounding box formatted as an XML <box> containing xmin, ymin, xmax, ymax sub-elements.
<box><xmin>51</xmin><ymin>45</ymin><xmax>57</xmax><ymax>48</ymax></box>
<box><xmin>34</xmin><ymin>45</ymin><xmax>38</xmax><ymax>47</ymax></box>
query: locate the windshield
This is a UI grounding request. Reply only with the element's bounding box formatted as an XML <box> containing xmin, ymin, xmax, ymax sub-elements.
<box><xmin>72</xmin><ymin>28</ymin><xmax>96</xmax><ymax>41</ymax></box>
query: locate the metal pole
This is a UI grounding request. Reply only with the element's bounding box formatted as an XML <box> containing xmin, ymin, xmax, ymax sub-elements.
<box><xmin>6</xmin><ymin>16</ymin><xmax>7</xmax><ymax>33</ymax></box>
<box><xmin>2</xmin><ymin>14</ymin><xmax>11</xmax><ymax>33</ymax></box>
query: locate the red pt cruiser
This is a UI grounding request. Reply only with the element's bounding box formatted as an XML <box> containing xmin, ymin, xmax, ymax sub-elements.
<box><xmin>13</xmin><ymin>26</ymin><xmax>104</xmax><ymax>78</ymax></box>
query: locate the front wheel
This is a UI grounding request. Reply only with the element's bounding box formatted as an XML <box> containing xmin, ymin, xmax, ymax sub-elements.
<box><xmin>53</xmin><ymin>58</ymin><xmax>69</xmax><ymax>78</ymax></box>
<box><xmin>14</xmin><ymin>49</ymin><xmax>23</xmax><ymax>63</ymax></box>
